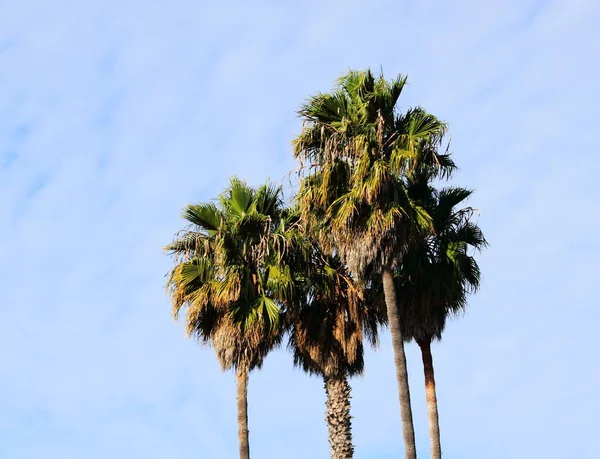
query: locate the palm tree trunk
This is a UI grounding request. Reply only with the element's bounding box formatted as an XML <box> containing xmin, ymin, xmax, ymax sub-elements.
<box><xmin>382</xmin><ymin>268</ymin><xmax>417</xmax><ymax>459</ymax></box>
<box><xmin>324</xmin><ymin>375</ymin><xmax>354</xmax><ymax>459</ymax></box>
<box><xmin>418</xmin><ymin>338</ymin><xmax>442</xmax><ymax>459</ymax></box>
<box><xmin>236</xmin><ymin>367</ymin><xmax>250</xmax><ymax>459</ymax></box>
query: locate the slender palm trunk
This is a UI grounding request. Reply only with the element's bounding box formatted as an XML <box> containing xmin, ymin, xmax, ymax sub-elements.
<box><xmin>236</xmin><ymin>367</ymin><xmax>250</xmax><ymax>459</ymax></box>
<box><xmin>382</xmin><ymin>268</ymin><xmax>417</xmax><ymax>459</ymax></box>
<box><xmin>324</xmin><ymin>375</ymin><xmax>354</xmax><ymax>459</ymax></box>
<box><xmin>418</xmin><ymin>338</ymin><xmax>441</xmax><ymax>459</ymax></box>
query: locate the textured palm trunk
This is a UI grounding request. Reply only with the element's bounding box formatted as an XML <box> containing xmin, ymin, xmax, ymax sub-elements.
<box><xmin>418</xmin><ymin>338</ymin><xmax>442</xmax><ymax>459</ymax></box>
<box><xmin>382</xmin><ymin>268</ymin><xmax>417</xmax><ymax>459</ymax></box>
<box><xmin>324</xmin><ymin>375</ymin><xmax>354</xmax><ymax>459</ymax></box>
<box><xmin>236</xmin><ymin>367</ymin><xmax>250</xmax><ymax>459</ymax></box>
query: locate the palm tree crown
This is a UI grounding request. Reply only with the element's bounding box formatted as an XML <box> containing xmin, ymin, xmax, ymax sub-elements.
<box><xmin>288</xmin><ymin>249</ymin><xmax>381</xmax><ymax>379</ymax></box>
<box><xmin>397</xmin><ymin>169</ymin><xmax>488</xmax><ymax>343</ymax></box>
<box><xmin>166</xmin><ymin>178</ymin><xmax>296</xmax><ymax>367</ymax></box>
<box><xmin>293</xmin><ymin>69</ymin><xmax>453</xmax><ymax>275</ymax></box>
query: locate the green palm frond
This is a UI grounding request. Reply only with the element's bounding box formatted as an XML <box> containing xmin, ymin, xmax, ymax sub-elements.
<box><xmin>178</xmin><ymin>256</ymin><xmax>213</xmax><ymax>285</ymax></box>
<box><xmin>254</xmin><ymin>182</ymin><xmax>284</xmax><ymax>217</ymax></box>
<box><xmin>449</xmin><ymin>221</ymin><xmax>487</xmax><ymax>251</ymax></box>
<box><xmin>436</xmin><ymin>187</ymin><xmax>473</xmax><ymax>215</ymax></box>
<box><xmin>403</xmin><ymin>108</ymin><xmax>448</xmax><ymax>142</ymax></box>
<box><xmin>265</xmin><ymin>264</ymin><xmax>294</xmax><ymax>302</ymax></box>
<box><xmin>386</xmin><ymin>74</ymin><xmax>408</xmax><ymax>115</ymax></box>
<box><xmin>181</xmin><ymin>202</ymin><xmax>221</xmax><ymax>234</ymax></box>
<box><xmin>222</xmin><ymin>177</ymin><xmax>254</xmax><ymax>218</ymax></box>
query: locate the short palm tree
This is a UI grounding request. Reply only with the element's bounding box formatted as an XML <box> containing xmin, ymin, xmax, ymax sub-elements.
<box><xmin>293</xmin><ymin>69</ymin><xmax>452</xmax><ymax>459</ymax></box>
<box><xmin>396</xmin><ymin>169</ymin><xmax>487</xmax><ymax>459</ymax></box>
<box><xmin>287</xmin><ymin>247</ymin><xmax>380</xmax><ymax>459</ymax></box>
<box><xmin>165</xmin><ymin>178</ymin><xmax>296</xmax><ymax>459</ymax></box>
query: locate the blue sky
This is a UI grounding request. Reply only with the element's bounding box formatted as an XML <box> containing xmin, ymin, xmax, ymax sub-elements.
<box><xmin>1</xmin><ymin>0</ymin><xmax>598</xmax><ymax>458</ymax></box>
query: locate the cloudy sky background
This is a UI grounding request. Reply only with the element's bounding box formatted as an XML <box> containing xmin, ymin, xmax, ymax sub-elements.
<box><xmin>1</xmin><ymin>0</ymin><xmax>598</xmax><ymax>457</ymax></box>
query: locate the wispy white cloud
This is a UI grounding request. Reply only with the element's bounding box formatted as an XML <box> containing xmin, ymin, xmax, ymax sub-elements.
<box><xmin>1</xmin><ymin>0</ymin><xmax>598</xmax><ymax>457</ymax></box>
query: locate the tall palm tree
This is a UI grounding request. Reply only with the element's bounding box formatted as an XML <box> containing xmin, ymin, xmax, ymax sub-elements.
<box><xmin>165</xmin><ymin>178</ymin><xmax>296</xmax><ymax>459</ymax></box>
<box><xmin>287</xmin><ymin>248</ymin><xmax>381</xmax><ymax>459</ymax></box>
<box><xmin>293</xmin><ymin>69</ymin><xmax>452</xmax><ymax>459</ymax></box>
<box><xmin>396</xmin><ymin>169</ymin><xmax>487</xmax><ymax>459</ymax></box>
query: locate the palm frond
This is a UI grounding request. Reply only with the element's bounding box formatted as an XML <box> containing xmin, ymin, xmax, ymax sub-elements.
<box><xmin>181</xmin><ymin>203</ymin><xmax>221</xmax><ymax>234</ymax></box>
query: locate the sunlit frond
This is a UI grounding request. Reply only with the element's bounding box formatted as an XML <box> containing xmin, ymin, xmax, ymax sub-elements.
<box><xmin>181</xmin><ymin>202</ymin><xmax>222</xmax><ymax>234</ymax></box>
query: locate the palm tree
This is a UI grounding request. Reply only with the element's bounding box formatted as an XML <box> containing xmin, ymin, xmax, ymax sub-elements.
<box><xmin>287</xmin><ymin>247</ymin><xmax>381</xmax><ymax>459</ymax></box>
<box><xmin>396</xmin><ymin>170</ymin><xmax>487</xmax><ymax>459</ymax></box>
<box><xmin>293</xmin><ymin>69</ymin><xmax>452</xmax><ymax>459</ymax></box>
<box><xmin>165</xmin><ymin>178</ymin><xmax>296</xmax><ymax>459</ymax></box>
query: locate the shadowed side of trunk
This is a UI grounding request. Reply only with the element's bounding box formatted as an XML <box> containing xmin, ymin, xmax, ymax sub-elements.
<box><xmin>236</xmin><ymin>367</ymin><xmax>250</xmax><ymax>459</ymax></box>
<box><xmin>324</xmin><ymin>375</ymin><xmax>354</xmax><ymax>459</ymax></box>
<box><xmin>418</xmin><ymin>338</ymin><xmax>442</xmax><ymax>459</ymax></box>
<box><xmin>382</xmin><ymin>268</ymin><xmax>417</xmax><ymax>459</ymax></box>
